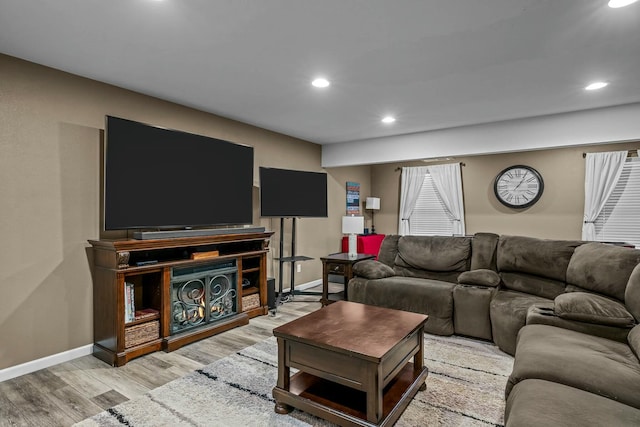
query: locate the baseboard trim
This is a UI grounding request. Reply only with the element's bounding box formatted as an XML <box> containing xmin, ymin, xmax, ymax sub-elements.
<box><xmin>281</xmin><ymin>278</ymin><xmax>322</xmax><ymax>293</ymax></box>
<box><xmin>0</xmin><ymin>344</ymin><xmax>94</xmax><ymax>383</ymax></box>
<box><xmin>1</xmin><ymin>279</ymin><xmax>324</xmax><ymax>383</ymax></box>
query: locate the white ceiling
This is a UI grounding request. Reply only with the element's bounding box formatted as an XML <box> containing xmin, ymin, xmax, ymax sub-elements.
<box><xmin>1</xmin><ymin>0</ymin><xmax>639</xmax><ymax>146</ymax></box>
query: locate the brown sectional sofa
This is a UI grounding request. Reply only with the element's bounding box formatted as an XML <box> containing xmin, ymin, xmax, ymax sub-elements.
<box><xmin>348</xmin><ymin>233</ymin><xmax>640</xmax><ymax>425</ymax></box>
<box><xmin>505</xmin><ymin>324</ymin><xmax>640</xmax><ymax>426</ymax></box>
<box><xmin>505</xmin><ymin>262</ymin><xmax>640</xmax><ymax>426</ymax></box>
<box><xmin>349</xmin><ymin>233</ymin><xmax>496</xmax><ymax>337</ymax></box>
<box><xmin>489</xmin><ymin>235</ymin><xmax>583</xmax><ymax>354</ymax></box>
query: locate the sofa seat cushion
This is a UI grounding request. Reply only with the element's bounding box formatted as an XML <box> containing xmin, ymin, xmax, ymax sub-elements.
<box><xmin>526</xmin><ymin>303</ymin><xmax>630</xmax><ymax>343</ymax></box>
<box><xmin>566</xmin><ymin>242</ymin><xmax>640</xmax><ymax>301</ymax></box>
<box><xmin>458</xmin><ymin>269</ymin><xmax>501</xmax><ymax>287</ymax></box>
<box><xmin>352</xmin><ymin>260</ymin><xmax>395</xmax><ymax>280</ymax></box>
<box><xmin>394</xmin><ymin>235</ymin><xmax>471</xmax><ymax>272</ymax></box>
<box><xmin>348</xmin><ymin>276</ymin><xmax>455</xmax><ymax>335</ymax></box>
<box><xmin>506</xmin><ymin>379</ymin><xmax>640</xmax><ymax>427</ymax></box>
<box><xmin>554</xmin><ymin>292</ymin><xmax>635</xmax><ymax>327</ymax></box>
<box><xmin>490</xmin><ymin>290</ymin><xmax>550</xmax><ymax>355</ymax></box>
<box><xmin>507</xmin><ymin>324</ymin><xmax>640</xmax><ymax>409</ymax></box>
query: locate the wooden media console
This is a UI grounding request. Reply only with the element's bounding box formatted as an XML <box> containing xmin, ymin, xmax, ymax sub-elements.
<box><xmin>88</xmin><ymin>231</ymin><xmax>273</xmax><ymax>366</ymax></box>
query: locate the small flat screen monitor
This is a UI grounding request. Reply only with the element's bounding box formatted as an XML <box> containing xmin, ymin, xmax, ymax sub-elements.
<box><xmin>259</xmin><ymin>167</ymin><xmax>328</xmax><ymax>217</ymax></box>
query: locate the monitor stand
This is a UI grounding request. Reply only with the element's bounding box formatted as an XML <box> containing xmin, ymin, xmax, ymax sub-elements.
<box><xmin>275</xmin><ymin>218</ymin><xmax>317</xmax><ymax>306</ymax></box>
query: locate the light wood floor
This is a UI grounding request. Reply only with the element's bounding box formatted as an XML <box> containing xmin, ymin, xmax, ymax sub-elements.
<box><xmin>0</xmin><ymin>291</ymin><xmax>326</xmax><ymax>427</ymax></box>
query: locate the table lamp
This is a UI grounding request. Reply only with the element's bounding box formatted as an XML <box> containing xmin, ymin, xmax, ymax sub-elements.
<box><xmin>365</xmin><ymin>197</ymin><xmax>381</xmax><ymax>234</ymax></box>
<box><xmin>342</xmin><ymin>215</ymin><xmax>364</xmax><ymax>258</ymax></box>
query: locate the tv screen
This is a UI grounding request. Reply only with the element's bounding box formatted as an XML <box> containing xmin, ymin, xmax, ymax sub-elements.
<box><xmin>104</xmin><ymin>116</ymin><xmax>254</xmax><ymax>230</ymax></box>
<box><xmin>259</xmin><ymin>167</ymin><xmax>328</xmax><ymax>217</ymax></box>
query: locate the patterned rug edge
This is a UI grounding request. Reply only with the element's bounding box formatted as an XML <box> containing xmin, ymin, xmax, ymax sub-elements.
<box><xmin>75</xmin><ymin>334</ymin><xmax>513</xmax><ymax>427</ymax></box>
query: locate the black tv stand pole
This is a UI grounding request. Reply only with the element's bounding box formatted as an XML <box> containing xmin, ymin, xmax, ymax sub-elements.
<box><xmin>276</xmin><ymin>217</ymin><xmax>315</xmax><ymax>305</ymax></box>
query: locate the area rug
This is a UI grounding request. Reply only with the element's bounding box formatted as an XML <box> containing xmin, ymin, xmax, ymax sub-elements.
<box><xmin>76</xmin><ymin>334</ymin><xmax>512</xmax><ymax>427</ymax></box>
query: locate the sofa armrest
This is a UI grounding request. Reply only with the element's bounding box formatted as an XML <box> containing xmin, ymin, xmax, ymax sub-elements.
<box><xmin>352</xmin><ymin>260</ymin><xmax>395</xmax><ymax>279</ymax></box>
<box><xmin>554</xmin><ymin>292</ymin><xmax>636</xmax><ymax>328</ymax></box>
<box><xmin>526</xmin><ymin>303</ymin><xmax>631</xmax><ymax>343</ymax></box>
<box><xmin>457</xmin><ymin>269</ymin><xmax>501</xmax><ymax>288</ymax></box>
<box><xmin>628</xmin><ymin>325</ymin><xmax>640</xmax><ymax>360</ymax></box>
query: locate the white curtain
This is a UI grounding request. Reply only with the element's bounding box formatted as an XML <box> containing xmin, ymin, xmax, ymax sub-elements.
<box><xmin>582</xmin><ymin>151</ymin><xmax>627</xmax><ymax>240</ymax></box>
<box><xmin>398</xmin><ymin>166</ymin><xmax>428</xmax><ymax>235</ymax></box>
<box><xmin>427</xmin><ymin>163</ymin><xmax>466</xmax><ymax>236</ymax></box>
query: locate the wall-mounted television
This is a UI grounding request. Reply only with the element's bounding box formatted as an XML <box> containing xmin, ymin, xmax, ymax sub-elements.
<box><xmin>259</xmin><ymin>167</ymin><xmax>328</xmax><ymax>217</ymax></box>
<box><xmin>104</xmin><ymin>116</ymin><xmax>254</xmax><ymax>230</ymax></box>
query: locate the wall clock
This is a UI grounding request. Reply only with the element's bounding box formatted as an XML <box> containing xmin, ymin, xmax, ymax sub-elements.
<box><xmin>493</xmin><ymin>165</ymin><xmax>544</xmax><ymax>209</ymax></box>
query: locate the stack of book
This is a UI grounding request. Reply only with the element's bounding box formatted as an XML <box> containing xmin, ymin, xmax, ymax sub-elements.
<box><xmin>124</xmin><ymin>282</ymin><xmax>136</xmax><ymax>323</ymax></box>
<box><xmin>125</xmin><ymin>282</ymin><xmax>159</xmax><ymax>323</ymax></box>
<box><xmin>134</xmin><ymin>308</ymin><xmax>158</xmax><ymax>321</ymax></box>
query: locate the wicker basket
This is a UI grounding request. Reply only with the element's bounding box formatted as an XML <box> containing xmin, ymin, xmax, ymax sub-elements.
<box><xmin>242</xmin><ymin>293</ymin><xmax>260</xmax><ymax>312</ymax></box>
<box><xmin>125</xmin><ymin>320</ymin><xmax>160</xmax><ymax>348</ymax></box>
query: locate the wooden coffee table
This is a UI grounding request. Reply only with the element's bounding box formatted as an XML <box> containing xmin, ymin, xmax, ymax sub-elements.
<box><xmin>272</xmin><ymin>301</ymin><xmax>429</xmax><ymax>426</ymax></box>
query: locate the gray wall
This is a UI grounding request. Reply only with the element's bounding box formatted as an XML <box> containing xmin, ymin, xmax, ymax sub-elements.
<box><xmin>371</xmin><ymin>142</ymin><xmax>639</xmax><ymax>239</ymax></box>
<box><xmin>0</xmin><ymin>54</ymin><xmax>370</xmax><ymax>369</ymax></box>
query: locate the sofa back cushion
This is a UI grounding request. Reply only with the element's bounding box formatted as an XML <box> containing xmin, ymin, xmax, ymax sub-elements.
<box><xmin>624</xmin><ymin>263</ymin><xmax>640</xmax><ymax>321</ymax></box>
<box><xmin>497</xmin><ymin>235</ymin><xmax>582</xmax><ymax>282</ymax></box>
<box><xmin>377</xmin><ymin>235</ymin><xmax>400</xmax><ymax>268</ymax></box>
<box><xmin>395</xmin><ymin>236</ymin><xmax>471</xmax><ymax>272</ymax></box>
<box><xmin>566</xmin><ymin>242</ymin><xmax>640</xmax><ymax>301</ymax></box>
<box><xmin>470</xmin><ymin>232</ymin><xmax>499</xmax><ymax>271</ymax></box>
<box><xmin>500</xmin><ymin>272</ymin><xmax>565</xmax><ymax>300</ymax></box>
<box><xmin>392</xmin><ymin>267</ymin><xmax>462</xmax><ymax>284</ymax></box>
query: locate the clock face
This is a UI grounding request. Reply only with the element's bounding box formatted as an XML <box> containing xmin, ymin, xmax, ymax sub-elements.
<box><xmin>494</xmin><ymin>165</ymin><xmax>544</xmax><ymax>208</ymax></box>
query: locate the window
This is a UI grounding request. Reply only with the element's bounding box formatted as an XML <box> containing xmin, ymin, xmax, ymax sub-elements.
<box><xmin>594</xmin><ymin>157</ymin><xmax>640</xmax><ymax>247</ymax></box>
<box><xmin>399</xmin><ymin>163</ymin><xmax>465</xmax><ymax>236</ymax></box>
<box><xmin>409</xmin><ymin>174</ymin><xmax>456</xmax><ymax>235</ymax></box>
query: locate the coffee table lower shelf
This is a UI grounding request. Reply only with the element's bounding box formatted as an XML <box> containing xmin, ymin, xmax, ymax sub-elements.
<box><xmin>272</xmin><ymin>363</ymin><xmax>429</xmax><ymax>427</ymax></box>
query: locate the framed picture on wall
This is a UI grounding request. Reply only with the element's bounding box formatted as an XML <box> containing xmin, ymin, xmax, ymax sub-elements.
<box><xmin>346</xmin><ymin>181</ymin><xmax>360</xmax><ymax>215</ymax></box>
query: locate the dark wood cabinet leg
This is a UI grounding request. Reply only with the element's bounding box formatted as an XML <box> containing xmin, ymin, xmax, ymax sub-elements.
<box><xmin>274</xmin><ymin>402</ymin><xmax>293</xmax><ymax>414</ymax></box>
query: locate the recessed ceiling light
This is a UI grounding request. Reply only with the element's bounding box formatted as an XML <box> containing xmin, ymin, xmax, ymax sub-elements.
<box><xmin>381</xmin><ymin>116</ymin><xmax>396</xmax><ymax>124</ymax></box>
<box><xmin>311</xmin><ymin>78</ymin><xmax>330</xmax><ymax>88</ymax></box>
<box><xmin>608</xmin><ymin>0</ymin><xmax>638</xmax><ymax>8</ymax></box>
<box><xmin>585</xmin><ymin>81</ymin><xmax>609</xmax><ymax>90</ymax></box>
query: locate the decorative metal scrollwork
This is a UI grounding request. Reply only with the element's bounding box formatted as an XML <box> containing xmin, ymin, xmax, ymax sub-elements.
<box><xmin>209</xmin><ymin>274</ymin><xmax>236</xmax><ymax>319</ymax></box>
<box><xmin>172</xmin><ymin>279</ymin><xmax>206</xmax><ymax>329</ymax></box>
<box><xmin>170</xmin><ymin>265</ymin><xmax>238</xmax><ymax>334</ymax></box>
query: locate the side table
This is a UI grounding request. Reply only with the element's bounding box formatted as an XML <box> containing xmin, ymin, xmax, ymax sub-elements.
<box><xmin>341</xmin><ymin>234</ymin><xmax>385</xmax><ymax>259</ymax></box>
<box><xmin>320</xmin><ymin>253</ymin><xmax>375</xmax><ymax>306</ymax></box>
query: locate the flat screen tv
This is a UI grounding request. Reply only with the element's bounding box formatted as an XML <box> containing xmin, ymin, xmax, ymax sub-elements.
<box><xmin>104</xmin><ymin>116</ymin><xmax>254</xmax><ymax>230</ymax></box>
<box><xmin>259</xmin><ymin>167</ymin><xmax>328</xmax><ymax>217</ymax></box>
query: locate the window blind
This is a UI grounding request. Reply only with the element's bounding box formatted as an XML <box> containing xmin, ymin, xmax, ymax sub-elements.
<box><xmin>594</xmin><ymin>157</ymin><xmax>640</xmax><ymax>247</ymax></box>
<box><xmin>409</xmin><ymin>174</ymin><xmax>454</xmax><ymax>235</ymax></box>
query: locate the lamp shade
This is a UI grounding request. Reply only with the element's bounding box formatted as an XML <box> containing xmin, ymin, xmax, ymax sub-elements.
<box><xmin>366</xmin><ymin>197</ymin><xmax>381</xmax><ymax>210</ymax></box>
<box><xmin>342</xmin><ymin>216</ymin><xmax>364</xmax><ymax>234</ymax></box>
